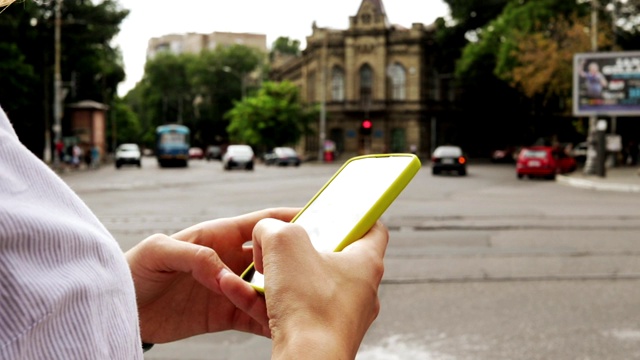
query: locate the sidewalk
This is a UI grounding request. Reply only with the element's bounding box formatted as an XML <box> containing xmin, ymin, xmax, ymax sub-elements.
<box><xmin>556</xmin><ymin>165</ymin><xmax>640</xmax><ymax>193</ymax></box>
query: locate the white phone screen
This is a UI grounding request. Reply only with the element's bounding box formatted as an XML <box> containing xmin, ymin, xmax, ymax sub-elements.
<box><xmin>248</xmin><ymin>155</ymin><xmax>415</xmax><ymax>288</ymax></box>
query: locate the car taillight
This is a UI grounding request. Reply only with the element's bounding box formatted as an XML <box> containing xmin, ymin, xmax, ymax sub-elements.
<box><xmin>431</xmin><ymin>157</ymin><xmax>437</xmax><ymax>163</ymax></box>
<box><xmin>458</xmin><ymin>157</ymin><xmax>466</xmax><ymax>164</ymax></box>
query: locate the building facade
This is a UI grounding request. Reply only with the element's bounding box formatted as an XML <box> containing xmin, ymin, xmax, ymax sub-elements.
<box><xmin>270</xmin><ymin>0</ymin><xmax>457</xmax><ymax>160</ymax></box>
<box><xmin>147</xmin><ymin>31</ymin><xmax>268</xmax><ymax>59</ymax></box>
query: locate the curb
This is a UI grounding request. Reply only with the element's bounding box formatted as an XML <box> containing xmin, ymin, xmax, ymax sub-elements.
<box><xmin>556</xmin><ymin>174</ymin><xmax>640</xmax><ymax>193</ymax></box>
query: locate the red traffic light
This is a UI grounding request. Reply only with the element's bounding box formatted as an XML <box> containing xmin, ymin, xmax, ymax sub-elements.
<box><xmin>362</xmin><ymin>120</ymin><xmax>372</xmax><ymax>129</ymax></box>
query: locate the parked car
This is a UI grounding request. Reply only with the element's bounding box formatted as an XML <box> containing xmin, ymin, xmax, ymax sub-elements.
<box><xmin>516</xmin><ymin>146</ymin><xmax>577</xmax><ymax>180</ymax></box>
<box><xmin>491</xmin><ymin>146</ymin><xmax>518</xmax><ymax>163</ymax></box>
<box><xmin>115</xmin><ymin>143</ymin><xmax>142</xmax><ymax>169</ymax></box>
<box><xmin>571</xmin><ymin>142</ymin><xmax>589</xmax><ymax>163</ymax></box>
<box><xmin>222</xmin><ymin>144</ymin><xmax>255</xmax><ymax>170</ymax></box>
<box><xmin>205</xmin><ymin>145</ymin><xmax>222</xmax><ymax>161</ymax></box>
<box><xmin>188</xmin><ymin>147</ymin><xmax>204</xmax><ymax>160</ymax></box>
<box><xmin>431</xmin><ymin>145</ymin><xmax>467</xmax><ymax>176</ymax></box>
<box><xmin>263</xmin><ymin>147</ymin><xmax>302</xmax><ymax>167</ymax></box>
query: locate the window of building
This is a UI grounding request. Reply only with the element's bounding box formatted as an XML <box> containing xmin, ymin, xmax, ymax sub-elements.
<box><xmin>331</xmin><ymin>66</ymin><xmax>345</xmax><ymax>102</ymax></box>
<box><xmin>389</xmin><ymin>63</ymin><xmax>406</xmax><ymax>100</ymax></box>
<box><xmin>307</xmin><ymin>71</ymin><xmax>316</xmax><ymax>102</ymax></box>
<box><xmin>360</xmin><ymin>64</ymin><xmax>373</xmax><ymax>107</ymax></box>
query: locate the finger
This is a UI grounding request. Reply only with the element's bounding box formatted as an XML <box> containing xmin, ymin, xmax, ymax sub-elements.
<box><xmin>171</xmin><ymin>207</ymin><xmax>301</xmax><ymax>246</ymax></box>
<box><xmin>136</xmin><ymin>234</ymin><xmax>229</xmax><ymax>293</ymax></box>
<box><xmin>342</xmin><ymin>221</ymin><xmax>389</xmax><ymax>259</ymax></box>
<box><xmin>250</xmin><ymin>218</ymin><xmax>313</xmax><ymax>274</ymax></box>
<box><xmin>231</xmin><ymin>207</ymin><xmax>301</xmax><ymax>242</ymax></box>
<box><xmin>218</xmin><ymin>271</ymin><xmax>271</xmax><ymax>337</ymax></box>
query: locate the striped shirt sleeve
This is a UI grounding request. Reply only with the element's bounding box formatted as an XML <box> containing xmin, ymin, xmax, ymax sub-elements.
<box><xmin>0</xmin><ymin>107</ymin><xmax>142</xmax><ymax>359</ymax></box>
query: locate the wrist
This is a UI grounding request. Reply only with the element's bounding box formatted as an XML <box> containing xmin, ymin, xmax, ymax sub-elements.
<box><xmin>272</xmin><ymin>326</ymin><xmax>354</xmax><ymax>360</ymax></box>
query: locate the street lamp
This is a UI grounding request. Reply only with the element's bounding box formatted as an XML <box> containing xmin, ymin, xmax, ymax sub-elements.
<box><xmin>52</xmin><ymin>0</ymin><xmax>62</xmax><ymax>169</ymax></box>
<box><xmin>222</xmin><ymin>66</ymin><xmax>246</xmax><ymax>100</ymax></box>
<box><xmin>596</xmin><ymin>119</ymin><xmax>608</xmax><ymax>178</ymax></box>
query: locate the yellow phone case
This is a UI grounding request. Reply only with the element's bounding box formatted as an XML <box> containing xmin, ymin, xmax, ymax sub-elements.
<box><xmin>241</xmin><ymin>153</ymin><xmax>421</xmax><ymax>292</ymax></box>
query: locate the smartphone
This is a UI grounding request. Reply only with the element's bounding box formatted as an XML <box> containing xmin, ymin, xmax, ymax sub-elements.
<box><xmin>241</xmin><ymin>153</ymin><xmax>421</xmax><ymax>292</ymax></box>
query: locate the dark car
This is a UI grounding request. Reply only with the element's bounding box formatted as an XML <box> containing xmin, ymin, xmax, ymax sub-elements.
<box><xmin>264</xmin><ymin>147</ymin><xmax>301</xmax><ymax>167</ymax></box>
<box><xmin>491</xmin><ymin>146</ymin><xmax>518</xmax><ymax>163</ymax></box>
<box><xmin>114</xmin><ymin>143</ymin><xmax>141</xmax><ymax>169</ymax></box>
<box><xmin>431</xmin><ymin>145</ymin><xmax>467</xmax><ymax>176</ymax></box>
<box><xmin>516</xmin><ymin>146</ymin><xmax>577</xmax><ymax>180</ymax></box>
<box><xmin>205</xmin><ymin>145</ymin><xmax>222</xmax><ymax>161</ymax></box>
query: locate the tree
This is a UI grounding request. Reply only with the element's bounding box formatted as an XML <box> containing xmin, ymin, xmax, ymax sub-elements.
<box><xmin>189</xmin><ymin>44</ymin><xmax>265</xmax><ymax>145</ymax></box>
<box><xmin>225</xmin><ymin>81</ymin><xmax>317</xmax><ymax>152</ymax></box>
<box><xmin>270</xmin><ymin>36</ymin><xmax>301</xmax><ymax>61</ymax></box>
<box><xmin>509</xmin><ymin>14</ymin><xmax>614</xmax><ymax>114</ymax></box>
<box><xmin>143</xmin><ymin>52</ymin><xmax>195</xmax><ymax>126</ymax></box>
<box><xmin>109</xmin><ymin>99</ymin><xmax>142</xmax><ymax>146</ymax></box>
<box><xmin>0</xmin><ymin>0</ymin><xmax>128</xmax><ymax>157</ymax></box>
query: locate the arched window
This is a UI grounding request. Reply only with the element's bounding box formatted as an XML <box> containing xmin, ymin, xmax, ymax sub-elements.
<box><xmin>331</xmin><ymin>66</ymin><xmax>345</xmax><ymax>102</ymax></box>
<box><xmin>360</xmin><ymin>64</ymin><xmax>373</xmax><ymax>106</ymax></box>
<box><xmin>389</xmin><ymin>63</ymin><xmax>406</xmax><ymax>100</ymax></box>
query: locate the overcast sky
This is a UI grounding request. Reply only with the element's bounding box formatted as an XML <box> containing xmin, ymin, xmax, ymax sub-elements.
<box><xmin>113</xmin><ymin>0</ymin><xmax>450</xmax><ymax>96</ymax></box>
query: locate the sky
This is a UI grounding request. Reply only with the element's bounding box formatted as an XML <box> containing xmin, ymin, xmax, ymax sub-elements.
<box><xmin>113</xmin><ymin>0</ymin><xmax>450</xmax><ymax>96</ymax></box>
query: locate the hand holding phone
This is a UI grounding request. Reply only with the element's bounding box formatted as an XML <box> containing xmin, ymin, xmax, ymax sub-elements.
<box><xmin>241</xmin><ymin>153</ymin><xmax>421</xmax><ymax>292</ymax></box>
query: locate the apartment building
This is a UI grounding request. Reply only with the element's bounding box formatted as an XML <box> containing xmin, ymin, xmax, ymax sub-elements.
<box><xmin>147</xmin><ymin>31</ymin><xmax>268</xmax><ymax>59</ymax></box>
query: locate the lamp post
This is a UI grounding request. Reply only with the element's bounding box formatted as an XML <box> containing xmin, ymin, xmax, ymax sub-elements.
<box><xmin>596</xmin><ymin>119</ymin><xmax>607</xmax><ymax>178</ymax></box>
<box><xmin>222</xmin><ymin>66</ymin><xmax>246</xmax><ymax>100</ymax></box>
<box><xmin>52</xmin><ymin>0</ymin><xmax>63</xmax><ymax>169</ymax></box>
<box><xmin>584</xmin><ymin>0</ymin><xmax>599</xmax><ymax>175</ymax></box>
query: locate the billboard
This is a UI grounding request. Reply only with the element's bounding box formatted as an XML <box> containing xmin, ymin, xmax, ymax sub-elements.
<box><xmin>573</xmin><ymin>51</ymin><xmax>640</xmax><ymax>116</ymax></box>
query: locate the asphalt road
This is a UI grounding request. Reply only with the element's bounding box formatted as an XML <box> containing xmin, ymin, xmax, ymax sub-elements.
<box><xmin>60</xmin><ymin>156</ymin><xmax>640</xmax><ymax>360</ymax></box>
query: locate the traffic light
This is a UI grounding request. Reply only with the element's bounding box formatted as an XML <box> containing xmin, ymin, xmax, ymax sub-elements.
<box><xmin>360</xmin><ymin>119</ymin><xmax>372</xmax><ymax>135</ymax></box>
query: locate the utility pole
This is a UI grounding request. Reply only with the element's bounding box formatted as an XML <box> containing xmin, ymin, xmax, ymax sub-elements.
<box><xmin>52</xmin><ymin>0</ymin><xmax>63</xmax><ymax>169</ymax></box>
<box><xmin>317</xmin><ymin>34</ymin><xmax>327</xmax><ymax>162</ymax></box>
<box><xmin>583</xmin><ymin>0</ymin><xmax>599</xmax><ymax>175</ymax></box>
<box><xmin>223</xmin><ymin>66</ymin><xmax>246</xmax><ymax>100</ymax></box>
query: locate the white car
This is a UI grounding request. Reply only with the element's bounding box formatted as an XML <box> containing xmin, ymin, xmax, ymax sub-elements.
<box><xmin>222</xmin><ymin>145</ymin><xmax>255</xmax><ymax>170</ymax></box>
<box><xmin>115</xmin><ymin>143</ymin><xmax>142</xmax><ymax>169</ymax></box>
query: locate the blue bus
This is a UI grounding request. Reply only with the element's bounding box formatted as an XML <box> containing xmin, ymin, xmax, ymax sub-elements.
<box><xmin>155</xmin><ymin>124</ymin><xmax>190</xmax><ymax>167</ymax></box>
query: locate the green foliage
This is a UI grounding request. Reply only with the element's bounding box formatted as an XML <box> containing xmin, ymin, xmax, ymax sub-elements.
<box><xmin>270</xmin><ymin>36</ymin><xmax>301</xmax><ymax>61</ymax></box>
<box><xmin>456</xmin><ymin>0</ymin><xmax>587</xmax><ymax>81</ymax></box>
<box><xmin>110</xmin><ymin>99</ymin><xmax>142</xmax><ymax>146</ymax></box>
<box><xmin>124</xmin><ymin>44</ymin><xmax>266</xmax><ymax>147</ymax></box>
<box><xmin>225</xmin><ymin>81</ymin><xmax>316</xmax><ymax>152</ymax></box>
<box><xmin>0</xmin><ymin>0</ymin><xmax>128</xmax><ymax>156</ymax></box>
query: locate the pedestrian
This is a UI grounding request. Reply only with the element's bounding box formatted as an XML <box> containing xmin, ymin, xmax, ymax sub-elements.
<box><xmin>55</xmin><ymin>139</ymin><xmax>64</xmax><ymax>162</ymax></box>
<box><xmin>71</xmin><ymin>143</ymin><xmax>81</xmax><ymax>168</ymax></box>
<box><xmin>90</xmin><ymin>145</ymin><xmax>100</xmax><ymax>168</ymax></box>
<box><xmin>629</xmin><ymin>140</ymin><xmax>639</xmax><ymax>166</ymax></box>
<box><xmin>84</xmin><ymin>146</ymin><xmax>92</xmax><ymax>168</ymax></box>
<box><xmin>409</xmin><ymin>144</ymin><xmax>417</xmax><ymax>155</ymax></box>
<box><xmin>0</xmin><ymin>108</ymin><xmax>386</xmax><ymax>357</ymax></box>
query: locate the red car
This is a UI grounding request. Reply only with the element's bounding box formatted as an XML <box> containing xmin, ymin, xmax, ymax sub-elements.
<box><xmin>188</xmin><ymin>147</ymin><xmax>204</xmax><ymax>160</ymax></box>
<box><xmin>516</xmin><ymin>146</ymin><xmax>577</xmax><ymax>180</ymax></box>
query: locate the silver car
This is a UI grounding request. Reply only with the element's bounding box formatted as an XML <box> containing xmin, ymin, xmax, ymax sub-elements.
<box><xmin>222</xmin><ymin>145</ymin><xmax>255</xmax><ymax>170</ymax></box>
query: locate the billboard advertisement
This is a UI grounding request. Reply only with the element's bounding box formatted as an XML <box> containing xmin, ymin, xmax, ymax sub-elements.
<box><xmin>573</xmin><ymin>51</ymin><xmax>640</xmax><ymax>116</ymax></box>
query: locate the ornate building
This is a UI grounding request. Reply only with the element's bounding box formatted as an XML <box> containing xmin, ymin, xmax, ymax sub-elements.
<box><xmin>270</xmin><ymin>0</ymin><xmax>456</xmax><ymax>159</ymax></box>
